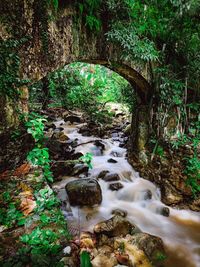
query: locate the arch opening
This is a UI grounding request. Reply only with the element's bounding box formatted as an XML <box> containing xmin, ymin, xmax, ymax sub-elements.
<box><xmin>29</xmin><ymin>61</ymin><xmax>151</xmax><ymax>153</ymax></box>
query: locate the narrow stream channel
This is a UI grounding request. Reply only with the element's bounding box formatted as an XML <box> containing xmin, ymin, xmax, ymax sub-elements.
<box><xmin>53</xmin><ymin>120</ymin><xmax>200</xmax><ymax>267</ymax></box>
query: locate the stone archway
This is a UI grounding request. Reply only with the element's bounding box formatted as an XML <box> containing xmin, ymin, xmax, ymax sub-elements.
<box><xmin>0</xmin><ymin>0</ymin><xmax>153</xmax><ymax>153</ymax></box>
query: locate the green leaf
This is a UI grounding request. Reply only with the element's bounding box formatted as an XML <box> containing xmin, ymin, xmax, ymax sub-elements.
<box><xmin>80</xmin><ymin>251</ymin><xmax>92</xmax><ymax>267</ymax></box>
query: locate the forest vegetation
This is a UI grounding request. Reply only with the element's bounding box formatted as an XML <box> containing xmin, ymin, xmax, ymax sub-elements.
<box><xmin>0</xmin><ymin>0</ymin><xmax>200</xmax><ymax>266</ymax></box>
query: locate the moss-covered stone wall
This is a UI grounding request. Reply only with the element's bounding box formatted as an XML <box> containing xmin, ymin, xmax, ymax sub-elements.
<box><xmin>0</xmin><ymin>0</ymin><xmax>152</xmax><ymax>149</ymax></box>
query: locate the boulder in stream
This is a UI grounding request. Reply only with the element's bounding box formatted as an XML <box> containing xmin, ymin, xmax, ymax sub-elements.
<box><xmin>114</xmin><ymin>233</ymin><xmax>166</xmax><ymax>267</ymax></box>
<box><xmin>94</xmin><ymin>215</ymin><xmax>139</xmax><ymax>237</ymax></box>
<box><xmin>126</xmin><ymin>232</ymin><xmax>166</xmax><ymax>266</ymax></box>
<box><xmin>65</xmin><ymin>178</ymin><xmax>102</xmax><ymax>206</ymax></box>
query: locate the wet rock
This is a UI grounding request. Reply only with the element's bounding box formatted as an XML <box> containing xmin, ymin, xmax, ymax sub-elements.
<box><xmin>109</xmin><ymin>183</ymin><xmax>124</xmax><ymax>191</ymax></box>
<box><xmin>79</xmin><ymin>127</ymin><xmax>91</xmax><ymax>136</ymax></box>
<box><xmin>46</xmin><ymin>139</ymin><xmax>72</xmax><ymax>159</ymax></box>
<box><xmin>121</xmin><ymin>171</ymin><xmax>132</xmax><ymax>181</ymax></box>
<box><xmin>80</xmin><ymin>232</ymin><xmax>95</xmax><ymax>249</ymax></box>
<box><xmin>51</xmin><ymin>162</ymin><xmax>74</xmax><ymax>178</ymax></box>
<box><xmin>119</xmin><ymin>142</ymin><xmax>126</xmax><ymax>148</ymax></box>
<box><xmin>114</xmin><ymin>237</ymin><xmax>152</xmax><ymax>267</ymax></box>
<box><xmin>115</xmin><ymin>252</ymin><xmax>129</xmax><ymax>266</ymax></box>
<box><xmin>97</xmin><ymin>170</ymin><xmax>110</xmax><ymax>179</ymax></box>
<box><xmin>44</xmin><ymin>121</ymin><xmax>56</xmax><ymax>130</ymax></box>
<box><xmin>94</xmin><ymin>140</ymin><xmax>105</xmax><ymax>151</ymax></box>
<box><xmin>107</xmin><ymin>158</ymin><xmax>117</xmax><ymax>163</ymax></box>
<box><xmin>65</xmin><ymin>178</ymin><xmax>102</xmax><ymax>206</ymax></box>
<box><xmin>72</xmin><ymin>163</ymin><xmax>89</xmax><ymax>176</ymax></box>
<box><xmin>143</xmin><ymin>190</ymin><xmax>152</xmax><ymax>200</ymax></box>
<box><xmin>82</xmin><ymin>131</ymin><xmax>91</xmax><ymax>136</ymax></box>
<box><xmin>71</xmin><ymin>152</ymin><xmax>84</xmax><ymax>160</ymax></box>
<box><xmin>59</xmin><ymin>132</ymin><xmax>69</xmax><ymax>142</ymax></box>
<box><xmin>111</xmin><ymin>209</ymin><xmax>127</xmax><ymax>217</ymax></box>
<box><xmin>52</xmin><ymin>131</ymin><xmax>69</xmax><ymax>142</ymax></box>
<box><xmin>189</xmin><ymin>197</ymin><xmax>200</xmax><ymax>211</ymax></box>
<box><xmin>158</xmin><ymin>206</ymin><xmax>170</xmax><ymax>217</ymax></box>
<box><xmin>129</xmin><ymin>233</ymin><xmax>166</xmax><ymax>266</ymax></box>
<box><xmin>162</xmin><ymin>183</ymin><xmax>183</xmax><ymax>205</ymax></box>
<box><xmin>94</xmin><ymin>215</ymin><xmax>137</xmax><ymax>237</ymax></box>
<box><xmin>91</xmin><ymin>253</ymin><xmax>117</xmax><ymax>267</ymax></box>
<box><xmin>102</xmin><ymin>173</ymin><xmax>120</xmax><ymax>182</ymax></box>
<box><xmin>70</xmin><ymin>138</ymin><xmax>79</xmax><ymax>148</ymax></box>
<box><xmin>64</xmin><ymin>115</ymin><xmax>82</xmax><ymax>123</ymax></box>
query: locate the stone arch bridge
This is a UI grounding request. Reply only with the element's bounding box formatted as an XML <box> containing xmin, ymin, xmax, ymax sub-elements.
<box><xmin>0</xmin><ymin>0</ymin><xmax>153</xmax><ymax>153</ymax></box>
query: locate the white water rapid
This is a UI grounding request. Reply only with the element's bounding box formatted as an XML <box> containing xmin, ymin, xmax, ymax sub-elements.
<box><xmin>53</xmin><ymin>120</ymin><xmax>200</xmax><ymax>267</ymax></box>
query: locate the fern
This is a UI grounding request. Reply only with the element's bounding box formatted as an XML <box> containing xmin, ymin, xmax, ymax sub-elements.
<box><xmin>106</xmin><ymin>23</ymin><xmax>159</xmax><ymax>62</ymax></box>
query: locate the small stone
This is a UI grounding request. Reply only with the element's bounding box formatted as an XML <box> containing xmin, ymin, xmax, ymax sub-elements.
<box><xmin>97</xmin><ymin>170</ymin><xmax>110</xmax><ymax>179</ymax></box>
<box><xmin>59</xmin><ymin>132</ymin><xmax>69</xmax><ymax>142</ymax></box>
<box><xmin>143</xmin><ymin>190</ymin><xmax>152</xmax><ymax>200</ymax></box>
<box><xmin>72</xmin><ymin>164</ymin><xmax>89</xmax><ymax>176</ymax></box>
<box><xmin>119</xmin><ymin>143</ymin><xmax>125</xmax><ymax>148</ymax></box>
<box><xmin>107</xmin><ymin>158</ymin><xmax>118</xmax><ymax>163</ymax></box>
<box><xmin>94</xmin><ymin>140</ymin><xmax>105</xmax><ymax>151</ymax></box>
<box><xmin>159</xmin><ymin>206</ymin><xmax>170</xmax><ymax>217</ymax></box>
<box><xmin>52</xmin><ymin>131</ymin><xmax>69</xmax><ymax>142</ymax></box>
<box><xmin>102</xmin><ymin>173</ymin><xmax>120</xmax><ymax>182</ymax></box>
<box><xmin>44</xmin><ymin>122</ymin><xmax>56</xmax><ymax>130</ymax></box>
<box><xmin>111</xmin><ymin>209</ymin><xmax>127</xmax><ymax>217</ymax></box>
<box><xmin>109</xmin><ymin>183</ymin><xmax>123</xmax><ymax>191</ymax></box>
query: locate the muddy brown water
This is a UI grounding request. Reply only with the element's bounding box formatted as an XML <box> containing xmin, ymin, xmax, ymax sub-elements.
<box><xmin>53</xmin><ymin>120</ymin><xmax>200</xmax><ymax>267</ymax></box>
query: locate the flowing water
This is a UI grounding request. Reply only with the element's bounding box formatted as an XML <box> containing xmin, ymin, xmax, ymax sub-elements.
<box><xmin>53</xmin><ymin>120</ymin><xmax>200</xmax><ymax>267</ymax></box>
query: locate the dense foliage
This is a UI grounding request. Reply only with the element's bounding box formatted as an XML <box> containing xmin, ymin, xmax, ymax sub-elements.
<box><xmin>104</xmin><ymin>0</ymin><xmax>200</xmax><ymax>193</ymax></box>
<box><xmin>30</xmin><ymin>62</ymin><xmax>135</xmax><ymax>123</ymax></box>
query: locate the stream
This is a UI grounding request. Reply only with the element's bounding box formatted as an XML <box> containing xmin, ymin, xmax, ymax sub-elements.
<box><xmin>53</xmin><ymin>119</ymin><xmax>200</xmax><ymax>267</ymax></box>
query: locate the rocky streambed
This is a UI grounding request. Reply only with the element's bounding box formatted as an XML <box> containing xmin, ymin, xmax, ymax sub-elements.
<box><xmin>43</xmin><ymin>109</ymin><xmax>200</xmax><ymax>267</ymax></box>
